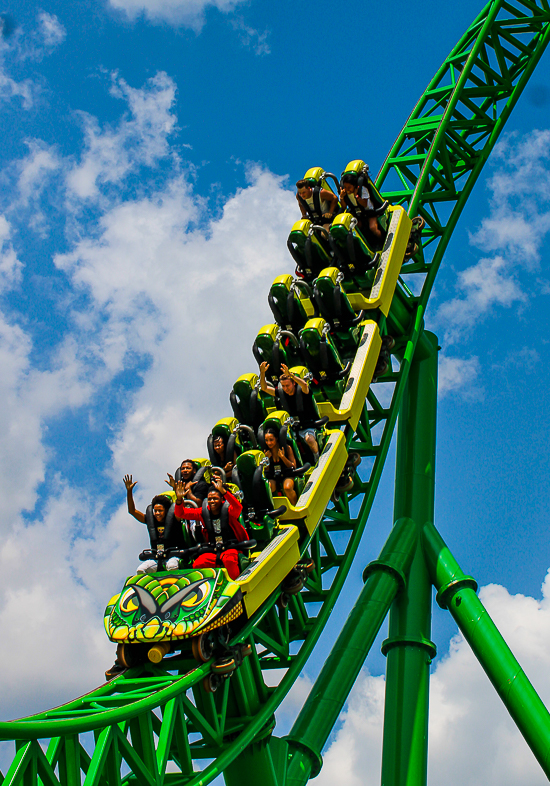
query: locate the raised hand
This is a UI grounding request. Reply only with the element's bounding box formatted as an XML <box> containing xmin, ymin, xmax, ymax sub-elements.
<box><xmin>174</xmin><ymin>480</ymin><xmax>185</xmax><ymax>502</ymax></box>
<box><xmin>165</xmin><ymin>473</ymin><xmax>175</xmax><ymax>489</ymax></box>
<box><xmin>123</xmin><ymin>474</ymin><xmax>137</xmax><ymax>491</ymax></box>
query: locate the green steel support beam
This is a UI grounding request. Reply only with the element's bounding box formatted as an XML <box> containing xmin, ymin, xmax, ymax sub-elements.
<box><xmin>381</xmin><ymin>332</ymin><xmax>438</xmax><ymax>786</ymax></box>
<box><xmin>422</xmin><ymin>522</ymin><xmax>550</xmax><ymax>776</ymax></box>
<box><xmin>283</xmin><ymin>516</ymin><xmax>419</xmax><ymax>786</ymax></box>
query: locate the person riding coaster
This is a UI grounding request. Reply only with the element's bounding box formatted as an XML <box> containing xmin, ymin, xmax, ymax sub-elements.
<box><xmin>340</xmin><ymin>160</ymin><xmax>425</xmax><ymax>259</ymax></box>
<box><xmin>261</xmin><ymin>425</ymin><xmax>299</xmax><ymax>506</ymax></box>
<box><xmin>207</xmin><ymin>418</ymin><xmax>242</xmax><ymax>481</ymax></box>
<box><xmin>296</xmin><ymin>168</ymin><xmax>340</xmax><ymax>230</ymax></box>
<box><xmin>123</xmin><ymin>475</ymin><xmax>190</xmax><ymax>574</ymax></box>
<box><xmin>339</xmin><ymin>160</ymin><xmax>390</xmax><ymax>248</ymax></box>
<box><xmin>259</xmin><ymin>362</ymin><xmax>322</xmax><ymax>462</ymax></box>
<box><xmin>174</xmin><ymin>476</ymin><xmax>252</xmax><ymax>581</ymax></box>
<box><xmin>164</xmin><ymin>459</ymin><xmax>210</xmax><ymax>506</ymax></box>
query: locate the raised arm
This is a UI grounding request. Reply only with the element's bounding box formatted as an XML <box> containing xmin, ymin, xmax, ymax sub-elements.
<box><xmin>123</xmin><ymin>474</ymin><xmax>145</xmax><ymax>523</ymax></box>
<box><xmin>281</xmin><ymin>363</ymin><xmax>309</xmax><ymax>395</ymax></box>
<box><xmin>259</xmin><ymin>361</ymin><xmax>276</xmax><ymax>396</ymax></box>
<box><xmin>174</xmin><ymin>480</ymin><xmax>202</xmax><ymax>521</ymax></box>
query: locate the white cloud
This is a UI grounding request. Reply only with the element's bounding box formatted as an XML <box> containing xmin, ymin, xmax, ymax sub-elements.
<box><xmin>0</xmin><ymin>217</ymin><xmax>94</xmax><ymax>523</ymax></box>
<box><xmin>0</xmin><ymin>215</ymin><xmax>23</xmax><ymax>288</ymax></box>
<box><xmin>432</xmin><ymin>129</ymin><xmax>550</xmax><ymax>370</ymax></box>
<box><xmin>56</xmin><ymin>164</ymin><xmax>295</xmax><ymax>491</ymax></box>
<box><xmin>0</xmin><ymin>58</ymin><xmax>33</xmax><ymax>108</ymax></box>
<box><xmin>438</xmin><ymin>353</ymin><xmax>481</xmax><ymax>398</ymax></box>
<box><xmin>317</xmin><ymin>572</ymin><xmax>550</xmax><ymax>786</ymax></box>
<box><xmin>16</xmin><ymin>139</ymin><xmax>60</xmax><ymax>208</ymax></box>
<box><xmin>37</xmin><ymin>12</ymin><xmax>66</xmax><ymax>49</ymax></box>
<box><xmin>435</xmin><ymin>255</ymin><xmax>525</xmax><ymax>344</ymax></box>
<box><xmin>107</xmin><ymin>0</ymin><xmax>245</xmax><ymax>29</ymax></box>
<box><xmin>66</xmin><ymin>71</ymin><xmax>178</xmax><ymax>200</ymax></box>
<box><xmin>231</xmin><ymin>17</ymin><xmax>271</xmax><ymax>55</ymax></box>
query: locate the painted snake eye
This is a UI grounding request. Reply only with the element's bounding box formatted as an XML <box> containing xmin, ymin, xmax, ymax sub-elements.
<box><xmin>120</xmin><ymin>588</ymin><xmax>139</xmax><ymax>615</ymax></box>
<box><xmin>181</xmin><ymin>581</ymin><xmax>210</xmax><ymax>608</ymax></box>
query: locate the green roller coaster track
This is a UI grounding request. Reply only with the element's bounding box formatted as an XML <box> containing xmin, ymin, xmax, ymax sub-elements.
<box><xmin>1</xmin><ymin>0</ymin><xmax>550</xmax><ymax>784</ymax></box>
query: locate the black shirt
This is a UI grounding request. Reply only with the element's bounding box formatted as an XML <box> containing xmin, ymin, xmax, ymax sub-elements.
<box><xmin>191</xmin><ymin>479</ymin><xmax>209</xmax><ymax>503</ymax></box>
<box><xmin>276</xmin><ymin>386</ymin><xmax>318</xmax><ymax>429</ymax></box>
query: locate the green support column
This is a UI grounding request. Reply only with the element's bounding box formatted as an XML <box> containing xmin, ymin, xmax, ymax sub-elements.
<box><xmin>224</xmin><ymin>736</ymin><xmax>288</xmax><ymax>786</ymax></box>
<box><xmin>284</xmin><ymin>517</ymin><xmax>418</xmax><ymax>786</ymax></box>
<box><xmin>381</xmin><ymin>331</ymin><xmax>438</xmax><ymax>786</ymax></box>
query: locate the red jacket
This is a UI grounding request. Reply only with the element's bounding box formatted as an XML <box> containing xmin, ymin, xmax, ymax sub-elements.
<box><xmin>175</xmin><ymin>489</ymin><xmax>249</xmax><ymax>545</ymax></box>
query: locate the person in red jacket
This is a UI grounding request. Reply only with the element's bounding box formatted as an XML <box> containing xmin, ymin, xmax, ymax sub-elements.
<box><xmin>174</xmin><ymin>476</ymin><xmax>248</xmax><ymax>580</ymax></box>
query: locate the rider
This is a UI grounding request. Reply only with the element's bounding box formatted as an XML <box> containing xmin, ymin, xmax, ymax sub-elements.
<box><xmin>174</xmin><ymin>476</ymin><xmax>249</xmax><ymax>580</ymax></box>
<box><xmin>263</xmin><ymin>426</ymin><xmax>298</xmax><ymax>505</ymax></box>
<box><xmin>296</xmin><ymin>179</ymin><xmax>339</xmax><ymax>230</ymax></box>
<box><xmin>165</xmin><ymin>459</ymin><xmax>209</xmax><ymax>505</ymax></box>
<box><xmin>211</xmin><ymin>434</ymin><xmax>238</xmax><ymax>479</ymax></box>
<box><xmin>339</xmin><ymin>173</ymin><xmax>384</xmax><ymax>245</ymax></box>
<box><xmin>259</xmin><ymin>362</ymin><xmax>320</xmax><ymax>462</ymax></box>
<box><xmin>123</xmin><ymin>474</ymin><xmax>187</xmax><ymax>573</ymax></box>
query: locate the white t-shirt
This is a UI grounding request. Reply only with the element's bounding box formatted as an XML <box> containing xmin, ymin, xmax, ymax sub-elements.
<box><xmin>305</xmin><ymin>194</ymin><xmax>331</xmax><ymax>215</ymax></box>
<box><xmin>348</xmin><ymin>186</ymin><xmax>373</xmax><ymax>211</ymax></box>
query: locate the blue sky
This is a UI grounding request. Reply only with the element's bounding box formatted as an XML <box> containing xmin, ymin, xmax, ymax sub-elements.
<box><xmin>1</xmin><ymin>0</ymin><xmax>550</xmax><ymax>782</ymax></box>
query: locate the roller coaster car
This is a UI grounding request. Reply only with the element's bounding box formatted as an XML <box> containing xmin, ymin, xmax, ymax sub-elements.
<box><xmin>287</xmin><ymin>219</ymin><xmax>333</xmax><ymax>282</ymax></box>
<box><xmin>329</xmin><ymin>213</ymin><xmax>380</xmax><ymax>286</ymax></box>
<box><xmin>312</xmin><ymin>267</ymin><xmax>365</xmax><ymax>354</ymax></box>
<box><xmin>105</xmin><ymin>528</ymin><xmax>302</xmax><ymax>668</ymax></box>
<box><xmin>270</xmin><ymin>425</ymin><xmax>348</xmax><ymax>535</ymax></box>
<box><xmin>315</xmin><ymin>320</ymin><xmax>383</xmax><ymax>432</ymax></box>
<box><xmin>299</xmin><ymin>318</ymin><xmax>351</xmax><ymax>397</ymax></box>
<box><xmin>230</xmin><ymin>373</ymin><xmax>269</xmax><ymax>432</ymax></box>
<box><xmin>343</xmin><ymin>205</ymin><xmax>412</xmax><ymax>318</ymax></box>
<box><xmin>268</xmin><ymin>274</ymin><xmax>317</xmax><ymax>333</ymax></box>
<box><xmin>252</xmin><ymin>323</ymin><xmax>302</xmax><ymax>385</ymax></box>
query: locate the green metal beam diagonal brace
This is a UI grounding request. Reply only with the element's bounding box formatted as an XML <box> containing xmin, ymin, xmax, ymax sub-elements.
<box><xmin>422</xmin><ymin>522</ymin><xmax>550</xmax><ymax>776</ymax></box>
